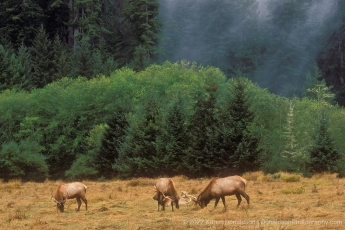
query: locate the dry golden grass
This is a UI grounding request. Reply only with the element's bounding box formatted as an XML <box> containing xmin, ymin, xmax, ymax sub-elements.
<box><xmin>0</xmin><ymin>172</ymin><xmax>344</xmax><ymax>230</ymax></box>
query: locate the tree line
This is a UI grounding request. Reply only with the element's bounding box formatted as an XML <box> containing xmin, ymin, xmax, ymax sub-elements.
<box><xmin>2</xmin><ymin>0</ymin><xmax>345</xmax><ymax>105</ymax></box>
<box><xmin>1</xmin><ymin>0</ymin><xmax>345</xmax><ymax>180</ymax></box>
<box><xmin>0</xmin><ymin>62</ymin><xmax>344</xmax><ymax>181</ymax></box>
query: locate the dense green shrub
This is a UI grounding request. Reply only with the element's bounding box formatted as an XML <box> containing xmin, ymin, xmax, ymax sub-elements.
<box><xmin>0</xmin><ymin>140</ymin><xmax>48</xmax><ymax>181</ymax></box>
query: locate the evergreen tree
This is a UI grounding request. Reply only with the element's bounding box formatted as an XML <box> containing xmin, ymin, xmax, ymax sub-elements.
<box><xmin>131</xmin><ymin>45</ymin><xmax>149</xmax><ymax>71</ymax></box>
<box><xmin>113</xmin><ymin>96</ymin><xmax>161</xmax><ymax>177</ymax></box>
<box><xmin>31</xmin><ymin>25</ymin><xmax>55</xmax><ymax>88</ymax></box>
<box><xmin>227</xmin><ymin>78</ymin><xmax>261</xmax><ymax>173</ymax></box>
<box><xmin>0</xmin><ymin>0</ymin><xmax>45</xmax><ymax>48</ymax></box>
<box><xmin>279</xmin><ymin>100</ymin><xmax>307</xmax><ymax>172</ymax></box>
<box><xmin>70</xmin><ymin>40</ymin><xmax>93</xmax><ymax>79</ymax></box>
<box><xmin>308</xmin><ymin>112</ymin><xmax>340</xmax><ymax>173</ymax></box>
<box><xmin>52</xmin><ymin>33</ymin><xmax>69</xmax><ymax>80</ymax></box>
<box><xmin>317</xmin><ymin>22</ymin><xmax>345</xmax><ymax>106</ymax></box>
<box><xmin>95</xmin><ymin>111</ymin><xmax>128</xmax><ymax>178</ymax></box>
<box><xmin>303</xmin><ymin>64</ymin><xmax>322</xmax><ymax>96</ymax></box>
<box><xmin>16</xmin><ymin>43</ymin><xmax>32</xmax><ymax>90</ymax></box>
<box><xmin>186</xmin><ymin>85</ymin><xmax>220</xmax><ymax>176</ymax></box>
<box><xmin>0</xmin><ymin>44</ymin><xmax>12</xmax><ymax>91</ymax></box>
<box><xmin>156</xmin><ymin>101</ymin><xmax>189</xmax><ymax>176</ymax></box>
<box><xmin>0</xmin><ymin>43</ymin><xmax>31</xmax><ymax>91</ymax></box>
<box><xmin>124</xmin><ymin>0</ymin><xmax>161</xmax><ymax>62</ymax></box>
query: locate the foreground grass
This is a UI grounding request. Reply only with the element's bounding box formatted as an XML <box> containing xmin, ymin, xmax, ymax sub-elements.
<box><xmin>0</xmin><ymin>172</ymin><xmax>344</xmax><ymax>230</ymax></box>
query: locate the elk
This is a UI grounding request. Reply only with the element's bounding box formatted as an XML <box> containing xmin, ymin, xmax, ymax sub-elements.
<box><xmin>195</xmin><ymin>176</ymin><xmax>249</xmax><ymax>210</ymax></box>
<box><xmin>52</xmin><ymin>182</ymin><xmax>88</xmax><ymax>212</ymax></box>
<box><xmin>154</xmin><ymin>191</ymin><xmax>194</xmax><ymax>208</ymax></box>
<box><xmin>153</xmin><ymin>178</ymin><xmax>180</xmax><ymax>211</ymax></box>
<box><xmin>153</xmin><ymin>192</ymin><xmax>173</xmax><ymax>207</ymax></box>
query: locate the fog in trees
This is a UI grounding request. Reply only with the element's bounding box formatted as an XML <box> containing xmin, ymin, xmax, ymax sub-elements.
<box><xmin>157</xmin><ymin>0</ymin><xmax>338</xmax><ymax>97</ymax></box>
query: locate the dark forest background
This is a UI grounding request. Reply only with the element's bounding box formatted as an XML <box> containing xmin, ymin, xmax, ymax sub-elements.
<box><xmin>1</xmin><ymin>0</ymin><xmax>345</xmax><ymax>181</ymax></box>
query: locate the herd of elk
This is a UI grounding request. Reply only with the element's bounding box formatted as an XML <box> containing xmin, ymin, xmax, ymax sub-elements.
<box><xmin>51</xmin><ymin>175</ymin><xmax>249</xmax><ymax>213</ymax></box>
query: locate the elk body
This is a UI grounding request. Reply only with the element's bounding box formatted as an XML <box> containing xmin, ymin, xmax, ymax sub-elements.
<box><xmin>196</xmin><ymin>176</ymin><xmax>249</xmax><ymax>210</ymax></box>
<box><xmin>52</xmin><ymin>182</ymin><xmax>87</xmax><ymax>212</ymax></box>
<box><xmin>153</xmin><ymin>178</ymin><xmax>180</xmax><ymax>211</ymax></box>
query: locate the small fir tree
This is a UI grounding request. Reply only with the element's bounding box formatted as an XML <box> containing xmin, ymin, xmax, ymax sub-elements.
<box><xmin>186</xmin><ymin>84</ymin><xmax>220</xmax><ymax>176</ymax></box>
<box><xmin>52</xmin><ymin>33</ymin><xmax>69</xmax><ymax>80</ymax></box>
<box><xmin>31</xmin><ymin>25</ymin><xmax>55</xmax><ymax>88</ymax></box>
<box><xmin>227</xmin><ymin>78</ymin><xmax>261</xmax><ymax>173</ymax></box>
<box><xmin>156</xmin><ymin>101</ymin><xmax>189</xmax><ymax>176</ymax></box>
<box><xmin>71</xmin><ymin>40</ymin><xmax>94</xmax><ymax>79</ymax></box>
<box><xmin>95</xmin><ymin>111</ymin><xmax>128</xmax><ymax>178</ymax></box>
<box><xmin>308</xmin><ymin>113</ymin><xmax>340</xmax><ymax>174</ymax></box>
<box><xmin>113</xmin><ymin>97</ymin><xmax>161</xmax><ymax>178</ymax></box>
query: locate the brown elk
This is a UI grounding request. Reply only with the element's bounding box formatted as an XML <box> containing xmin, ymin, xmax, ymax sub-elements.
<box><xmin>153</xmin><ymin>191</ymin><xmax>194</xmax><ymax>208</ymax></box>
<box><xmin>153</xmin><ymin>178</ymin><xmax>180</xmax><ymax>211</ymax></box>
<box><xmin>195</xmin><ymin>176</ymin><xmax>249</xmax><ymax>210</ymax></box>
<box><xmin>52</xmin><ymin>182</ymin><xmax>88</xmax><ymax>212</ymax></box>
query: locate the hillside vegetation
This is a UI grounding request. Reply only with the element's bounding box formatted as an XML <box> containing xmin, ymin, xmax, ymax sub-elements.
<box><xmin>0</xmin><ymin>62</ymin><xmax>344</xmax><ymax>180</ymax></box>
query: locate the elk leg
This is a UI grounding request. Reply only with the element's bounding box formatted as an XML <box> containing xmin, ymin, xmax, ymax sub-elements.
<box><xmin>240</xmin><ymin>192</ymin><xmax>250</xmax><ymax>206</ymax></box>
<box><xmin>171</xmin><ymin>201</ymin><xmax>174</xmax><ymax>212</ymax></box>
<box><xmin>76</xmin><ymin>197</ymin><xmax>82</xmax><ymax>211</ymax></box>
<box><xmin>236</xmin><ymin>193</ymin><xmax>242</xmax><ymax>207</ymax></box>
<box><xmin>81</xmin><ymin>197</ymin><xmax>88</xmax><ymax>211</ymax></box>
<box><xmin>214</xmin><ymin>197</ymin><xmax>220</xmax><ymax>208</ymax></box>
<box><xmin>221</xmin><ymin>196</ymin><xmax>226</xmax><ymax>208</ymax></box>
<box><xmin>162</xmin><ymin>195</ymin><xmax>165</xmax><ymax>211</ymax></box>
<box><xmin>157</xmin><ymin>193</ymin><xmax>161</xmax><ymax>211</ymax></box>
<box><xmin>159</xmin><ymin>193</ymin><xmax>165</xmax><ymax>211</ymax></box>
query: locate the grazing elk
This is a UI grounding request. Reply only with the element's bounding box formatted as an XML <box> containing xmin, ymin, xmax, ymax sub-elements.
<box><xmin>153</xmin><ymin>193</ymin><xmax>173</xmax><ymax>207</ymax></box>
<box><xmin>153</xmin><ymin>178</ymin><xmax>180</xmax><ymax>211</ymax></box>
<box><xmin>52</xmin><ymin>182</ymin><xmax>88</xmax><ymax>212</ymax></box>
<box><xmin>153</xmin><ymin>191</ymin><xmax>194</xmax><ymax>209</ymax></box>
<box><xmin>195</xmin><ymin>176</ymin><xmax>249</xmax><ymax>210</ymax></box>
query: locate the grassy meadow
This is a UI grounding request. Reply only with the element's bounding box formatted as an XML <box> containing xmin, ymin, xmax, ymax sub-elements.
<box><xmin>0</xmin><ymin>172</ymin><xmax>344</xmax><ymax>230</ymax></box>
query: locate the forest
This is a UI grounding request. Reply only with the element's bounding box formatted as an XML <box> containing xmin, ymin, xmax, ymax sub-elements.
<box><xmin>1</xmin><ymin>0</ymin><xmax>345</xmax><ymax>181</ymax></box>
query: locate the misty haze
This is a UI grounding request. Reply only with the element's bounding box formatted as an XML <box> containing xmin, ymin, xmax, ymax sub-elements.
<box><xmin>158</xmin><ymin>0</ymin><xmax>339</xmax><ymax>97</ymax></box>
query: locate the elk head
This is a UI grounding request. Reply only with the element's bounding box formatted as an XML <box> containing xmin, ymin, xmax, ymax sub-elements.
<box><xmin>52</xmin><ymin>195</ymin><xmax>67</xmax><ymax>212</ymax></box>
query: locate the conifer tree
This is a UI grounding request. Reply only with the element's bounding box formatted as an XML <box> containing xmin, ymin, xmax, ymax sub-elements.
<box><xmin>0</xmin><ymin>43</ymin><xmax>31</xmax><ymax>91</ymax></box>
<box><xmin>0</xmin><ymin>0</ymin><xmax>45</xmax><ymax>48</ymax></box>
<box><xmin>156</xmin><ymin>101</ymin><xmax>189</xmax><ymax>176</ymax></box>
<box><xmin>280</xmin><ymin>100</ymin><xmax>306</xmax><ymax>172</ymax></box>
<box><xmin>31</xmin><ymin>25</ymin><xmax>55</xmax><ymax>88</ymax></box>
<box><xmin>113</xmin><ymin>97</ymin><xmax>161</xmax><ymax>177</ymax></box>
<box><xmin>124</xmin><ymin>0</ymin><xmax>161</xmax><ymax>62</ymax></box>
<box><xmin>52</xmin><ymin>33</ymin><xmax>69</xmax><ymax>80</ymax></box>
<box><xmin>131</xmin><ymin>45</ymin><xmax>149</xmax><ymax>71</ymax></box>
<box><xmin>70</xmin><ymin>40</ymin><xmax>93</xmax><ymax>79</ymax></box>
<box><xmin>227</xmin><ymin>78</ymin><xmax>261</xmax><ymax>173</ymax></box>
<box><xmin>308</xmin><ymin>113</ymin><xmax>340</xmax><ymax>174</ymax></box>
<box><xmin>16</xmin><ymin>43</ymin><xmax>32</xmax><ymax>90</ymax></box>
<box><xmin>187</xmin><ymin>85</ymin><xmax>220</xmax><ymax>176</ymax></box>
<box><xmin>0</xmin><ymin>45</ymin><xmax>12</xmax><ymax>91</ymax></box>
<box><xmin>95</xmin><ymin>111</ymin><xmax>128</xmax><ymax>178</ymax></box>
